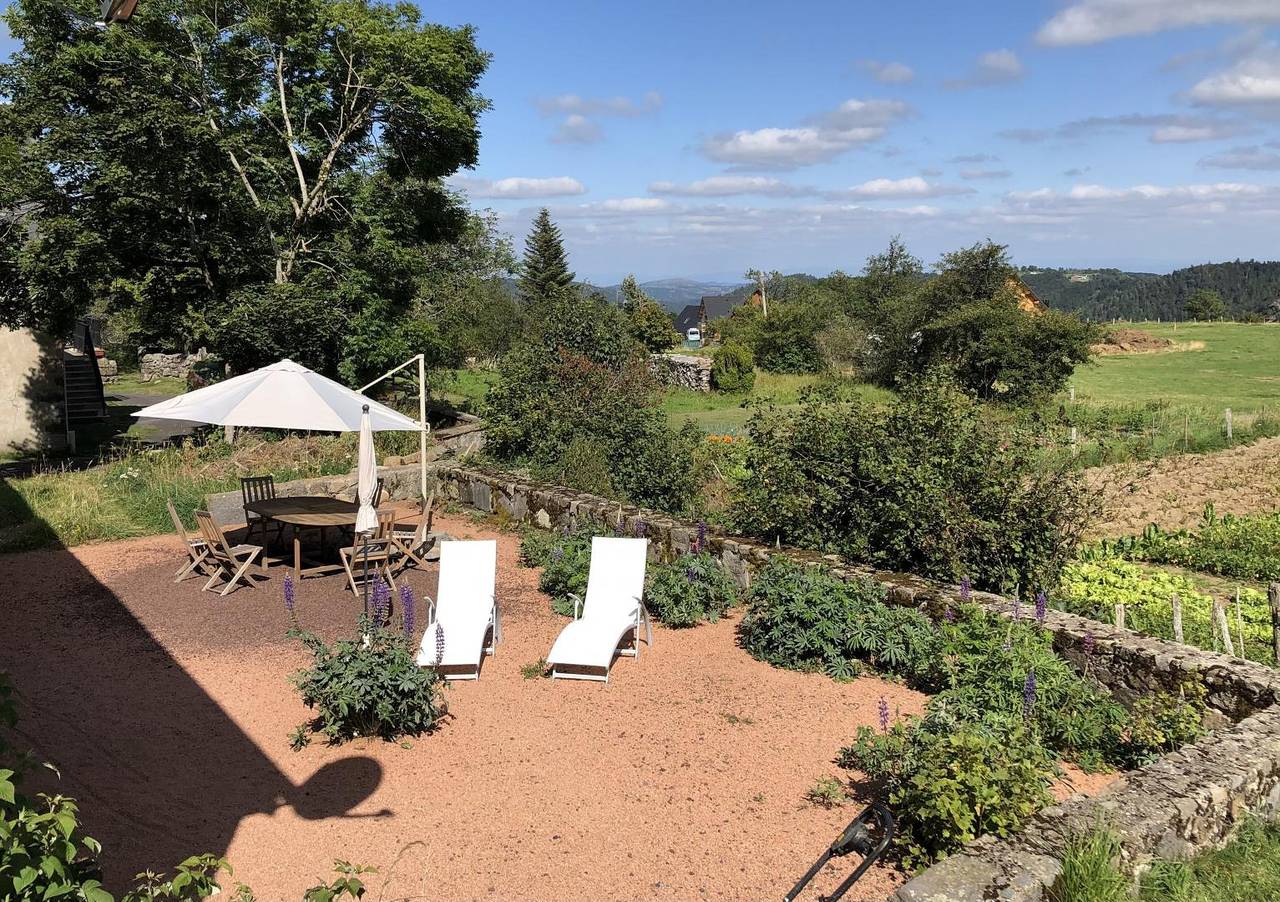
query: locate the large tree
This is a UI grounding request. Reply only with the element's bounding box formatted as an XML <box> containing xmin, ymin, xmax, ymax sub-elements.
<box><xmin>516</xmin><ymin>208</ymin><xmax>574</xmax><ymax>306</ymax></box>
<box><xmin>0</xmin><ymin>0</ymin><xmax>490</xmax><ymax>378</ymax></box>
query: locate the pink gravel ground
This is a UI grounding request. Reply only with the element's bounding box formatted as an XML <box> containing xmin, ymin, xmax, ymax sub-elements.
<box><xmin>3</xmin><ymin>511</ymin><xmax>950</xmax><ymax>902</ymax></box>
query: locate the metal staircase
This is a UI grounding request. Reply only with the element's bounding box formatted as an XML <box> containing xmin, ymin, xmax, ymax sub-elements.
<box><xmin>62</xmin><ymin>318</ymin><xmax>107</xmax><ymax>447</ymax></box>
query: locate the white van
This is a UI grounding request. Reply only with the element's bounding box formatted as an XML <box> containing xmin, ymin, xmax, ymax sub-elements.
<box><xmin>685</xmin><ymin>327</ymin><xmax>702</xmax><ymax>345</ymax></box>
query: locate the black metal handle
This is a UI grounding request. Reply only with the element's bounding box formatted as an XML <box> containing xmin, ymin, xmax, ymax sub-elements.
<box><xmin>782</xmin><ymin>800</ymin><xmax>895</xmax><ymax>902</ymax></box>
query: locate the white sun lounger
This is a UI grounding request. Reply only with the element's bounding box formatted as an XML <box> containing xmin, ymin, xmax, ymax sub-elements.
<box><xmin>415</xmin><ymin>540</ymin><xmax>500</xmax><ymax>680</ymax></box>
<box><xmin>547</xmin><ymin>536</ymin><xmax>653</xmax><ymax>682</ymax></box>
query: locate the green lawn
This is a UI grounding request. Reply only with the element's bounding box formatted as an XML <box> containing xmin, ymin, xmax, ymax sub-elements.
<box><xmin>1071</xmin><ymin>322</ymin><xmax>1280</xmax><ymax>413</ymax></box>
<box><xmin>661</xmin><ymin>372</ymin><xmax>894</xmax><ymax>435</ymax></box>
<box><xmin>435</xmin><ymin>369</ymin><xmax>499</xmax><ymax>411</ymax></box>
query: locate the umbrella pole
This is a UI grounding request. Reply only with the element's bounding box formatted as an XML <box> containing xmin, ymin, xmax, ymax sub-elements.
<box><xmin>362</xmin><ymin>533</ymin><xmax>370</xmax><ymax>614</ymax></box>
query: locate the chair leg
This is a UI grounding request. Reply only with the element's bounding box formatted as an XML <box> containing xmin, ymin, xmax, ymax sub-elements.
<box><xmin>339</xmin><ymin>549</ymin><xmax>360</xmax><ymax>596</ymax></box>
<box><xmin>220</xmin><ymin>551</ymin><xmax>261</xmax><ymax>597</ymax></box>
<box><xmin>203</xmin><ymin>566</ymin><xmax>226</xmax><ymax>593</ymax></box>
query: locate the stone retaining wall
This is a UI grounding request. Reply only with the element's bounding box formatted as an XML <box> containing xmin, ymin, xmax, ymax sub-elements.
<box><xmin>422</xmin><ymin>462</ymin><xmax>1280</xmax><ymax>901</ymax></box>
<box><xmin>647</xmin><ymin>352</ymin><xmax>712</xmax><ymax>392</ymax></box>
<box><xmin>140</xmin><ymin>349</ymin><xmax>214</xmax><ymax>380</ymax></box>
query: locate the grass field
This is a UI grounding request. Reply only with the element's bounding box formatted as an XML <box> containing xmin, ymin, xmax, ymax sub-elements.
<box><xmin>661</xmin><ymin>373</ymin><xmax>896</xmax><ymax>434</ymax></box>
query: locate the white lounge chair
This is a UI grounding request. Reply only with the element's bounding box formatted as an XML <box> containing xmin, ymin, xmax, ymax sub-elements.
<box><xmin>547</xmin><ymin>537</ymin><xmax>653</xmax><ymax>682</ymax></box>
<box><xmin>415</xmin><ymin>540</ymin><xmax>500</xmax><ymax>680</ymax></box>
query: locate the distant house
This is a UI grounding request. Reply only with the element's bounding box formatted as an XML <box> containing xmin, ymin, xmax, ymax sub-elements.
<box><xmin>1008</xmin><ymin>276</ymin><xmax>1048</xmax><ymax>314</ymax></box>
<box><xmin>674</xmin><ymin>303</ymin><xmax>701</xmax><ymax>337</ymax></box>
<box><xmin>673</xmin><ymin>291</ymin><xmax>762</xmax><ymax>346</ymax></box>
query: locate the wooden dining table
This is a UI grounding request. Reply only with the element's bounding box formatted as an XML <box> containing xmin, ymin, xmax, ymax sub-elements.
<box><xmin>244</xmin><ymin>496</ymin><xmax>390</xmax><ymax>583</ymax></box>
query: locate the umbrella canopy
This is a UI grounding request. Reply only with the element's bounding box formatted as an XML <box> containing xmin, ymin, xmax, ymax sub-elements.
<box><xmin>132</xmin><ymin>359</ymin><xmax>421</xmax><ymax>432</ymax></box>
<box><xmin>354</xmin><ymin>405</ymin><xmax>379</xmax><ymax>534</ymax></box>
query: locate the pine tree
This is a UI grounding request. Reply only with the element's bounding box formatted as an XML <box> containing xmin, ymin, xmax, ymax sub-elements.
<box><xmin>619</xmin><ymin>274</ymin><xmax>646</xmax><ymax>315</ymax></box>
<box><xmin>517</xmin><ymin>209</ymin><xmax>575</xmax><ymax>305</ymax></box>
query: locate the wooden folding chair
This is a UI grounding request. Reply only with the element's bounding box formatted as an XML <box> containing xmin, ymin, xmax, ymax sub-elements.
<box><xmin>168</xmin><ymin>499</ymin><xmax>212</xmax><ymax>583</ymax></box>
<box><xmin>241</xmin><ymin>475</ymin><xmax>284</xmax><ymax>546</ymax></box>
<box><xmin>392</xmin><ymin>490</ymin><xmax>437</xmax><ymax>576</ymax></box>
<box><xmin>339</xmin><ymin>509</ymin><xmax>399</xmax><ymax>596</ymax></box>
<box><xmin>195</xmin><ymin>509</ymin><xmax>265</xmax><ymax>596</ymax></box>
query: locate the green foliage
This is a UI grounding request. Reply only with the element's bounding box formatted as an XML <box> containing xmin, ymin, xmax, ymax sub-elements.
<box><xmin>0</xmin><ymin>0</ymin><xmax>490</xmax><ymax>373</ymax></box>
<box><xmin>289</xmin><ymin>614</ymin><xmax>445</xmax><ymax>745</ymax></box>
<box><xmin>519</xmin><ymin>659</ymin><xmax>550</xmax><ymax>680</ymax></box>
<box><xmin>1184</xmin><ymin>288</ymin><xmax>1227</xmax><ymax>322</ymax></box>
<box><xmin>644</xmin><ymin>550</ymin><xmax>738</xmax><ymax>627</ymax></box>
<box><xmin>528</xmin><ymin>529</ymin><xmax>594</xmax><ymax>617</ymax></box>
<box><xmin>1058</xmin><ymin>556</ymin><xmax>1273</xmax><ymax>664</ymax></box>
<box><xmin>1128</xmin><ymin>681</ymin><xmax>1207</xmax><ymax>758</ymax></box>
<box><xmin>1100</xmin><ymin>507</ymin><xmax>1280</xmax><ymax>582</ymax></box>
<box><xmin>858</xmin><ymin>240</ymin><xmax>1095</xmax><ymax>402</ymax></box>
<box><xmin>844</xmin><ymin>713</ymin><xmax>1054</xmax><ymax>871</ymax></box>
<box><xmin>804</xmin><ymin>776</ymin><xmax>848</xmax><ymax>809</ymax></box>
<box><xmin>122</xmin><ymin>856</ymin><xmax>229</xmax><ymax>902</ymax></box>
<box><xmin>738</xmin><ymin>558</ymin><xmax>935</xmax><ymax>682</ymax></box>
<box><xmin>1052</xmin><ymin>830</ymin><xmax>1130</xmax><ymax>902</ymax></box>
<box><xmin>517</xmin><ymin>208</ymin><xmax>575</xmax><ymax>305</ymax></box>
<box><xmin>1138</xmin><ymin>818</ymin><xmax>1280</xmax><ymax>902</ymax></box>
<box><xmin>710</xmin><ymin>340</ymin><xmax>756</xmax><ymax>393</ymax></box>
<box><xmin>620</xmin><ymin>275</ymin><xmax>679</xmax><ymax>352</ymax></box>
<box><xmin>733</xmin><ymin>372</ymin><xmax>1098</xmax><ymax>593</ymax></box>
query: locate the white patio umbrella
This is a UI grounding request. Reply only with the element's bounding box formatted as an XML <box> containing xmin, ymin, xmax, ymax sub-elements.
<box><xmin>354</xmin><ymin>405</ymin><xmax>378</xmax><ymax>535</ymax></box>
<box><xmin>132</xmin><ymin>359</ymin><xmax>421</xmax><ymax>433</ymax></box>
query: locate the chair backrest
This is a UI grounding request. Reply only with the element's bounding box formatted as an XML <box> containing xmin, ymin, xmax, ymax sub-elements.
<box><xmin>412</xmin><ymin>490</ymin><xmax>437</xmax><ymax>544</ymax></box>
<box><xmin>583</xmin><ymin>537</ymin><xmax>648</xmax><ymax>621</ymax></box>
<box><xmin>436</xmin><ymin>540</ymin><xmax>497</xmax><ymax>625</ymax></box>
<box><xmin>194</xmin><ymin>509</ymin><xmax>231</xmax><ymax>559</ymax></box>
<box><xmin>375</xmin><ymin>507</ymin><xmax>397</xmax><ymax>540</ymax></box>
<box><xmin>167</xmin><ymin>499</ymin><xmax>193</xmax><ymax>545</ymax></box>
<box><xmin>241</xmin><ymin>475</ymin><xmax>276</xmax><ymax>507</ymax></box>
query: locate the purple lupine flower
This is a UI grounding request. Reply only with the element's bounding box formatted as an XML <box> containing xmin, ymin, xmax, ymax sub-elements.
<box><xmin>685</xmin><ymin>563</ymin><xmax>699</xmax><ymax>584</ymax></box>
<box><xmin>1022</xmin><ymin>670</ymin><xmax>1037</xmax><ymax>721</ymax></box>
<box><xmin>371</xmin><ymin>576</ymin><xmax>391</xmax><ymax>627</ymax></box>
<box><xmin>1035</xmin><ymin>590</ymin><xmax>1048</xmax><ymax>626</ymax></box>
<box><xmin>634</xmin><ymin>518</ymin><xmax>647</xmax><ymax>538</ymax></box>
<box><xmin>1083</xmin><ymin>630</ymin><xmax>1096</xmax><ymax>658</ymax></box>
<box><xmin>283</xmin><ymin>572</ymin><xmax>295</xmax><ymax>616</ymax></box>
<box><xmin>400</xmin><ymin>584</ymin><xmax>416</xmax><ymax>640</ymax></box>
<box><xmin>550</xmin><ymin>545</ymin><xmax>564</xmax><ymax>562</ymax></box>
<box><xmin>696</xmin><ymin>521</ymin><xmax>708</xmax><ymax>554</ymax></box>
<box><xmin>434</xmin><ymin>622</ymin><xmax>445</xmax><ymax>667</ymax></box>
<box><xmin>878</xmin><ymin>696</ymin><xmax>890</xmax><ymax>734</ymax></box>
<box><xmin>959</xmin><ymin>575</ymin><xmax>971</xmax><ymax>602</ymax></box>
<box><xmin>943</xmin><ymin>603</ymin><xmax>956</xmax><ymax>623</ymax></box>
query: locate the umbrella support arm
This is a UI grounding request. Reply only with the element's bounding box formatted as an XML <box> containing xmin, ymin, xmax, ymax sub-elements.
<box><xmin>360</xmin><ymin>353</ymin><xmax>431</xmax><ymax>501</ymax></box>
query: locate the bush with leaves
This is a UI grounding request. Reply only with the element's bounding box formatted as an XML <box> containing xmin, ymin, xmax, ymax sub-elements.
<box><xmin>711</xmin><ymin>340</ymin><xmax>756</xmax><ymax>393</ymax></box>
<box><xmin>842</xmin><ymin>709</ymin><xmax>1055</xmax><ymax>870</ymax></box>
<box><xmin>1098</xmin><ymin>505</ymin><xmax>1280</xmax><ymax>582</ymax></box>
<box><xmin>645</xmin><ymin>550</ymin><xmax>738</xmax><ymax>627</ymax></box>
<box><xmin>738</xmin><ymin>558</ymin><xmax>939</xmax><ymax>682</ymax></box>
<box><xmin>733</xmin><ymin>372</ymin><xmax>1098</xmax><ymax>593</ymax></box>
<box><xmin>289</xmin><ymin>604</ymin><xmax>444</xmax><ymax>746</ymax></box>
<box><xmin>536</xmin><ymin>529</ymin><xmax>595</xmax><ymax>617</ymax></box>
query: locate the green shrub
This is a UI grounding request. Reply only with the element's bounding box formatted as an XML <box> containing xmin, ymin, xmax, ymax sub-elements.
<box><xmin>289</xmin><ymin>612</ymin><xmax>445</xmax><ymax>745</ymax></box>
<box><xmin>1101</xmin><ymin>506</ymin><xmax>1280</xmax><ymax>582</ymax></box>
<box><xmin>711</xmin><ymin>340</ymin><xmax>756</xmax><ymax>392</ymax></box>
<box><xmin>843</xmin><ymin>712</ymin><xmax>1055</xmax><ymax>870</ymax></box>
<box><xmin>532</xmin><ymin>528</ymin><xmax>594</xmax><ymax>617</ymax></box>
<box><xmin>738</xmin><ymin>558</ymin><xmax>937</xmax><ymax>682</ymax></box>
<box><xmin>518</xmin><ymin>527</ymin><xmax>559</xmax><ymax>568</ymax></box>
<box><xmin>733</xmin><ymin>372</ymin><xmax>1098</xmax><ymax>593</ymax></box>
<box><xmin>644</xmin><ymin>550</ymin><xmax>738</xmax><ymax>627</ymax></box>
<box><xmin>1128</xmin><ymin>680</ymin><xmax>1207</xmax><ymax>760</ymax></box>
<box><xmin>1052</xmin><ymin>830</ymin><xmax>1130</xmax><ymax>902</ymax></box>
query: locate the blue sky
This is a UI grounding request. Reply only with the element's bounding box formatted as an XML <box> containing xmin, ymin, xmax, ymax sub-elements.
<box><xmin>427</xmin><ymin>0</ymin><xmax>1280</xmax><ymax>282</ymax></box>
<box><xmin>4</xmin><ymin>0</ymin><xmax>1279</xmax><ymax>282</ymax></box>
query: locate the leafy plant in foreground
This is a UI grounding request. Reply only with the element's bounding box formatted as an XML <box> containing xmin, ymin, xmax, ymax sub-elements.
<box><xmin>644</xmin><ymin>550</ymin><xmax>739</xmax><ymax>627</ymax></box>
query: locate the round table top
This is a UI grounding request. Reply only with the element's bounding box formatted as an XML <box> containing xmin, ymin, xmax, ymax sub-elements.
<box><xmin>245</xmin><ymin>495</ymin><xmax>366</xmax><ymax>527</ymax></box>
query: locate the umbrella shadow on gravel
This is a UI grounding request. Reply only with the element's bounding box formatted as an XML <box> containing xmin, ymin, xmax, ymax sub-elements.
<box><xmin>0</xmin><ymin>476</ymin><xmax>383</xmax><ymax>889</ymax></box>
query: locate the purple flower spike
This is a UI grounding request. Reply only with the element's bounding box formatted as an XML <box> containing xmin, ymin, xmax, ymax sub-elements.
<box><xmin>371</xmin><ymin>576</ymin><xmax>391</xmax><ymax>626</ymax></box>
<box><xmin>878</xmin><ymin>696</ymin><xmax>890</xmax><ymax>733</ymax></box>
<box><xmin>696</xmin><ymin>521</ymin><xmax>708</xmax><ymax>554</ymax></box>
<box><xmin>943</xmin><ymin>603</ymin><xmax>956</xmax><ymax>623</ymax></box>
<box><xmin>1035</xmin><ymin>590</ymin><xmax>1048</xmax><ymax>626</ymax></box>
<box><xmin>400</xmin><ymin>584</ymin><xmax>416</xmax><ymax>639</ymax></box>
<box><xmin>1022</xmin><ymin>670</ymin><xmax>1037</xmax><ymax>721</ymax></box>
<box><xmin>434</xmin><ymin>622</ymin><xmax>445</xmax><ymax>667</ymax></box>
<box><xmin>959</xmin><ymin>576</ymin><xmax>971</xmax><ymax>602</ymax></box>
<box><xmin>634</xmin><ymin>518</ymin><xmax>647</xmax><ymax>538</ymax></box>
<box><xmin>283</xmin><ymin>572</ymin><xmax>295</xmax><ymax>615</ymax></box>
<box><xmin>1083</xmin><ymin>630</ymin><xmax>1096</xmax><ymax>658</ymax></box>
<box><xmin>686</xmin><ymin>563</ymin><xmax>699</xmax><ymax>584</ymax></box>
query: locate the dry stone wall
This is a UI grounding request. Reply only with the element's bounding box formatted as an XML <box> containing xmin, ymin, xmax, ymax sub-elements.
<box><xmin>647</xmin><ymin>352</ymin><xmax>712</xmax><ymax>392</ymax></box>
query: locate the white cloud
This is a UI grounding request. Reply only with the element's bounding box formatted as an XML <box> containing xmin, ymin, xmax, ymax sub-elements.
<box><xmin>1037</xmin><ymin>1</ymin><xmax>1280</xmax><ymax>46</ymax></box>
<box><xmin>1189</xmin><ymin>51</ymin><xmax>1280</xmax><ymax>105</ymax></box>
<box><xmin>1003</xmin><ymin>181</ymin><xmax>1275</xmax><ymax>217</ymax></box>
<box><xmin>534</xmin><ymin>91</ymin><xmax>663</xmax><ymax>117</ymax></box>
<box><xmin>828</xmin><ymin>176</ymin><xmax>974</xmax><ymax>199</ymax></box>
<box><xmin>949</xmin><ymin>153</ymin><xmax>1001</xmax><ymax>163</ymax></box>
<box><xmin>947</xmin><ymin>49</ymin><xmax>1025</xmax><ymax>89</ymax></box>
<box><xmin>551</xmin><ymin>114</ymin><xmax>602</xmax><ymax>144</ymax></box>
<box><xmin>1199</xmin><ymin>145</ymin><xmax>1280</xmax><ymax>170</ymax></box>
<box><xmin>857</xmin><ymin>60</ymin><xmax>915</xmax><ymax>84</ymax></box>
<box><xmin>699</xmin><ymin>98</ymin><xmax>912</xmax><ymax>170</ymax></box>
<box><xmin>649</xmin><ymin>176</ymin><xmax>811</xmax><ymax>197</ymax></box>
<box><xmin>999</xmin><ymin>113</ymin><xmax>1251</xmax><ymax>144</ymax></box>
<box><xmin>451</xmin><ymin>175</ymin><xmax>587</xmax><ymax>199</ymax></box>
<box><xmin>959</xmin><ymin>168</ymin><xmax>1013</xmax><ymax>180</ymax></box>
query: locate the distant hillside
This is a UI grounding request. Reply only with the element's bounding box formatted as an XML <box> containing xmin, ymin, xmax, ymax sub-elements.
<box><xmin>1021</xmin><ymin>261</ymin><xmax>1280</xmax><ymax>321</ymax></box>
<box><xmin>593</xmin><ymin>278</ymin><xmax>748</xmax><ymax>311</ymax></box>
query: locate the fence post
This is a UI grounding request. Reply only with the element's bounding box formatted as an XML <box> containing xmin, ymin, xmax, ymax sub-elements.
<box><xmin>1236</xmin><ymin>588</ymin><xmax>1246</xmax><ymax>660</ymax></box>
<box><xmin>1115</xmin><ymin>602</ymin><xmax>1126</xmax><ymax>630</ymax></box>
<box><xmin>1069</xmin><ymin>385</ymin><xmax>1075</xmax><ymax>402</ymax></box>
<box><xmin>1226</xmin><ymin>408</ymin><xmax>1233</xmax><ymax>440</ymax></box>
<box><xmin>1171</xmin><ymin>593</ymin><xmax>1184</xmax><ymax>644</ymax></box>
<box><xmin>1270</xmin><ymin>583</ymin><xmax>1280</xmax><ymax>665</ymax></box>
<box><xmin>1070</xmin><ymin>426</ymin><xmax>1078</xmax><ymax>457</ymax></box>
<box><xmin>1214</xmin><ymin>598</ymin><xmax>1235</xmax><ymax>656</ymax></box>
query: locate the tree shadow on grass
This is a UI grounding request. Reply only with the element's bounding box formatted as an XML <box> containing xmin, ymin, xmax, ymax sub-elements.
<box><xmin>0</xmin><ymin>475</ymin><xmax>383</xmax><ymax>889</ymax></box>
